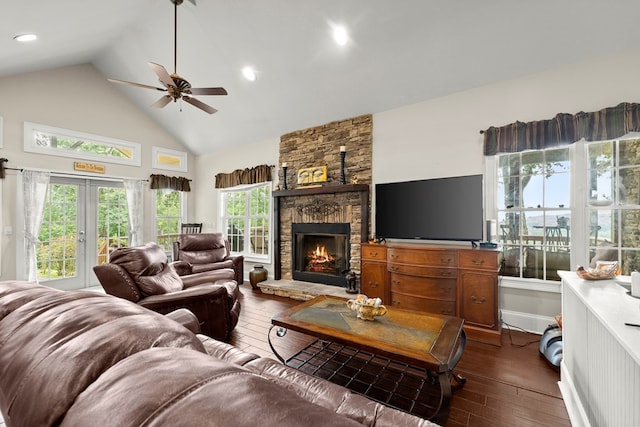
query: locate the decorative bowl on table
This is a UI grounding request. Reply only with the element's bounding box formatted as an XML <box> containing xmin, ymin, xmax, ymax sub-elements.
<box><xmin>346</xmin><ymin>294</ymin><xmax>387</xmax><ymax>321</ymax></box>
<box><xmin>576</xmin><ymin>262</ymin><xmax>618</xmax><ymax>280</ymax></box>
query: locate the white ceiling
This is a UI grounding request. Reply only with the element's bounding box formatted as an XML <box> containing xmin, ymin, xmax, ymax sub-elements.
<box><xmin>3</xmin><ymin>0</ymin><xmax>640</xmax><ymax>155</ymax></box>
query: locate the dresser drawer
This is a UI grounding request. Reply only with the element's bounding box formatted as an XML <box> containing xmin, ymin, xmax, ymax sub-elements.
<box><xmin>390</xmin><ymin>293</ymin><xmax>456</xmax><ymax>316</ymax></box>
<box><xmin>388</xmin><ymin>248</ymin><xmax>457</xmax><ymax>267</ymax></box>
<box><xmin>388</xmin><ymin>263</ymin><xmax>457</xmax><ymax>278</ymax></box>
<box><xmin>361</xmin><ymin>244</ymin><xmax>387</xmax><ymax>261</ymax></box>
<box><xmin>390</xmin><ymin>273</ymin><xmax>456</xmax><ymax>300</ymax></box>
<box><xmin>459</xmin><ymin>249</ymin><xmax>498</xmax><ymax>271</ymax></box>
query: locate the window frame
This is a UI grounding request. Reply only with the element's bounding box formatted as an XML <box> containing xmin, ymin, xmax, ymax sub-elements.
<box><xmin>153</xmin><ymin>189</ymin><xmax>185</xmax><ymax>256</ymax></box>
<box><xmin>219</xmin><ymin>182</ymin><xmax>272</xmax><ymax>263</ymax></box>
<box><xmin>23</xmin><ymin>122</ymin><xmax>142</xmax><ymax>166</ymax></box>
<box><xmin>487</xmin><ymin>134</ymin><xmax>640</xmax><ymax>292</ymax></box>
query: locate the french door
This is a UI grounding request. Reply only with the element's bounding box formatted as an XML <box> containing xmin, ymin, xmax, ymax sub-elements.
<box><xmin>37</xmin><ymin>177</ymin><xmax>130</xmax><ymax>290</ymax></box>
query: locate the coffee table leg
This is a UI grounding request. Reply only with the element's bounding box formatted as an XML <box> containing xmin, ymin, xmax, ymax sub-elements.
<box><xmin>268</xmin><ymin>325</ymin><xmax>288</xmax><ymax>364</ymax></box>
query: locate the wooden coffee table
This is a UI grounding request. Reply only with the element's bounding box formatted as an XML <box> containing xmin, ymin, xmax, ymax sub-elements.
<box><xmin>269</xmin><ymin>295</ymin><xmax>466</xmax><ymax>423</ymax></box>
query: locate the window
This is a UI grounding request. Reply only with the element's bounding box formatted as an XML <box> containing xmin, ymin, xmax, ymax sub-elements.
<box><xmin>490</xmin><ymin>136</ymin><xmax>640</xmax><ymax>282</ymax></box>
<box><xmin>24</xmin><ymin>122</ymin><xmax>141</xmax><ymax>166</ymax></box>
<box><xmin>220</xmin><ymin>183</ymin><xmax>271</xmax><ymax>261</ymax></box>
<box><xmin>155</xmin><ymin>189</ymin><xmax>184</xmax><ymax>253</ymax></box>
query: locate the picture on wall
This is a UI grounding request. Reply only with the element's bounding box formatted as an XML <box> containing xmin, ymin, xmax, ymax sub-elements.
<box><xmin>152</xmin><ymin>147</ymin><xmax>188</xmax><ymax>172</ymax></box>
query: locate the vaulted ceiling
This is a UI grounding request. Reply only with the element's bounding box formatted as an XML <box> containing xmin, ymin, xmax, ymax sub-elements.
<box><xmin>3</xmin><ymin>0</ymin><xmax>639</xmax><ymax>155</ymax></box>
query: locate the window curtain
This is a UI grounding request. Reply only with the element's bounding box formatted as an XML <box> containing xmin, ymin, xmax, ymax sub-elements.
<box><xmin>482</xmin><ymin>102</ymin><xmax>640</xmax><ymax>155</ymax></box>
<box><xmin>123</xmin><ymin>179</ymin><xmax>144</xmax><ymax>247</ymax></box>
<box><xmin>22</xmin><ymin>170</ymin><xmax>50</xmax><ymax>282</ymax></box>
<box><xmin>215</xmin><ymin>164</ymin><xmax>273</xmax><ymax>189</ymax></box>
<box><xmin>149</xmin><ymin>174</ymin><xmax>191</xmax><ymax>191</ymax></box>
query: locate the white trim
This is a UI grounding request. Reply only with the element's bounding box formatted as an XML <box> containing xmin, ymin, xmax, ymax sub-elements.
<box><xmin>559</xmin><ymin>363</ymin><xmax>591</xmax><ymax>427</ymax></box>
<box><xmin>499</xmin><ymin>276</ymin><xmax>561</xmax><ymax>293</ymax></box>
<box><xmin>0</xmin><ymin>116</ymin><xmax>3</xmax><ymax>148</ymax></box>
<box><xmin>500</xmin><ymin>309</ymin><xmax>556</xmax><ymax>334</ymax></box>
<box><xmin>23</xmin><ymin>122</ymin><xmax>142</xmax><ymax>166</ymax></box>
<box><xmin>152</xmin><ymin>147</ymin><xmax>188</xmax><ymax>172</ymax></box>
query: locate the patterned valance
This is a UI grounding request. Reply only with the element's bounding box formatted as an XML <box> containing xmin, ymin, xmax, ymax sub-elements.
<box><xmin>149</xmin><ymin>174</ymin><xmax>191</xmax><ymax>192</ymax></box>
<box><xmin>482</xmin><ymin>102</ymin><xmax>640</xmax><ymax>155</ymax></box>
<box><xmin>215</xmin><ymin>164</ymin><xmax>273</xmax><ymax>189</ymax></box>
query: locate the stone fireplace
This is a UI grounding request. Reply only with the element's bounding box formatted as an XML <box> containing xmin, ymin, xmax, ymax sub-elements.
<box><xmin>273</xmin><ymin>114</ymin><xmax>373</xmax><ymax>287</ymax></box>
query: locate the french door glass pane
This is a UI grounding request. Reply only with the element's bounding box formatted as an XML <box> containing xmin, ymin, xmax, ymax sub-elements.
<box><xmin>97</xmin><ymin>186</ymin><xmax>129</xmax><ymax>265</ymax></box>
<box><xmin>38</xmin><ymin>183</ymin><xmax>78</xmax><ymax>280</ymax></box>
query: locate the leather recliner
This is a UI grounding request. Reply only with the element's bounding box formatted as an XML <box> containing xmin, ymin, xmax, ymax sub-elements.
<box><xmin>172</xmin><ymin>233</ymin><xmax>244</xmax><ymax>285</ymax></box>
<box><xmin>93</xmin><ymin>242</ymin><xmax>240</xmax><ymax>341</ymax></box>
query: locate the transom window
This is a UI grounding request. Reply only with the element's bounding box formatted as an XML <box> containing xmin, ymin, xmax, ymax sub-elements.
<box><xmin>24</xmin><ymin>122</ymin><xmax>141</xmax><ymax>166</ymax></box>
<box><xmin>220</xmin><ymin>183</ymin><xmax>271</xmax><ymax>261</ymax></box>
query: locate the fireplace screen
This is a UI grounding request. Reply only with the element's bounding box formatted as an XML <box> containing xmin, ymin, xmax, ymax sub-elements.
<box><xmin>292</xmin><ymin>223</ymin><xmax>350</xmax><ymax>287</ymax></box>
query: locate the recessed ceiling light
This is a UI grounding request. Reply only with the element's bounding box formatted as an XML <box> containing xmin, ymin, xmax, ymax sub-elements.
<box><xmin>13</xmin><ymin>33</ymin><xmax>38</xmax><ymax>42</ymax></box>
<box><xmin>242</xmin><ymin>66</ymin><xmax>256</xmax><ymax>82</ymax></box>
<box><xmin>333</xmin><ymin>25</ymin><xmax>348</xmax><ymax>46</ymax></box>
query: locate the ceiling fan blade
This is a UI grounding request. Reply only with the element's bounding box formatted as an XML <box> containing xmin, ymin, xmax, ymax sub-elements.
<box><xmin>151</xmin><ymin>95</ymin><xmax>173</xmax><ymax>109</ymax></box>
<box><xmin>148</xmin><ymin>62</ymin><xmax>175</xmax><ymax>88</ymax></box>
<box><xmin>189</xmin><ymin>87</ymin><xmax>228</xmax><ymax>96</ymax></box>
<box><xmin>183</xmin><ymin>95</ymin><xmax>217</xmax><ymax>114</ymax></box>
<box><xmin>108</xmin><ymin>78</ymin><xmax>166</xmax><ymax>92</ymax></box>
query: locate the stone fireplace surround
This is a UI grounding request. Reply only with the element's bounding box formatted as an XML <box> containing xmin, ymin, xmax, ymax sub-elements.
<box><xmin>274</xmin><ymin>114</ymin><xmax>373</xmax><ymax>286</ymax></box>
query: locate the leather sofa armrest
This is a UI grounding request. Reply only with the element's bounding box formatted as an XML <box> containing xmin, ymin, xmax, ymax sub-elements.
<box><xmin>138</xmin><ymin>285</ymin><xmax>227</xmax><ymax>311</ymax></box>
<box><xmin>165</xmin><ymin>308</ymin><xmax>201</xmax><ymax>334</ymax></box>
<box><xmin>225</xmin><ymin>254</ymin><xmax>244</xmax><ymax>285</ymax></box>
<box><xmin>170</xmin><ymin>260</ymin><xmax>193</xmax><ymax>276</ymax></box>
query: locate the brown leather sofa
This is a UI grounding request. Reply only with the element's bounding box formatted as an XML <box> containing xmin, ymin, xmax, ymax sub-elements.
<box><xmin>0</xmin><ymin>281</ymin><xmax>437</xmax><ymax>427</ymax></box>
<box><xmin>93</xmin><ymin>242</ymin><xmax>240</xmax><ymax>340</ymax></box>
<box><xmin>172</xmin><ymin>233</ymin><xmax>244</xmax><ymax>286</ymax></box>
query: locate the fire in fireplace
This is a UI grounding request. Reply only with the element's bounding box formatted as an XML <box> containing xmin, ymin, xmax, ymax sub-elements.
<box><xmin>292</xmin><ymin>223</ymin><xmax>350</xmax><ymax>287</ymax></box>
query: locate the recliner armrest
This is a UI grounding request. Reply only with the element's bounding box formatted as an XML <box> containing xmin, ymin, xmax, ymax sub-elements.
<box><xmin>170</xmin><ymin>260</ymin><xmax>193</xmax><ymax>276</ymax></box>
<box><xmin>225</xmin><ymin>255</ymin><xmax>244</xmax><ymax>285</ymax></box>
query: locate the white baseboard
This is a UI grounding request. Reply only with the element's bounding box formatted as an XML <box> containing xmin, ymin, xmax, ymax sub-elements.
<box><xmin>500</xmin><ymin>309</ymin><xmax>556</xmax><ymax>335</ymax></box>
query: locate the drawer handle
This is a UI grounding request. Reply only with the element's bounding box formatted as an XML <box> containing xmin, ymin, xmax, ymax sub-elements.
<box><xmin>369</xmin><ymin>251</ymin><xmax>378</xmax><ymax>257</ymax></box>
<box><xmin>392</xmin><ymin>301</ymin><xmax>400</xmax><ymax>306</ymax></box>
<box><xmin>390</xmin><ymin>254</ymin><xmax>398</xmax><ymax>260</ymax></box>
<box><xmin>472</xmin><ymin>259</ymin><xmax>486</xmax><ymax>265</ymax></box>
<box><xmin>440</xmin><ymin>270</ymin><xmax>452</xmax><ymax>276</ymax></box>
<box><xmin>441</xmin><ymin>258</ymin><xmax>453</xmax><ymax>264</ymax></box>
<box><xmin>441</xmin><ymin>309</ymin><xmax>453</xmax><ymax>315</ymax></box>
<box><xmin>390</xmin><ymin>266</ymin><xmax>399</xmax><ymax>271</ymax></box>
<box><xmin>391</xmin><ymin>280</ymin><xmax>401</xmax><ymax>285</ymax></box>
<box><xmin>470</xmin><ymin>295</ymin><xmax>486</xmax><ymax>304</ymax></box>
<box><xmin>369</xmin><ymin>282</ymin><xmax>379</xmax><ymax>288</ymax></box>
<box><xmin>440</xmin><ymin>286</ymin><xmax>452</xmax><ymax>293</ymax></box>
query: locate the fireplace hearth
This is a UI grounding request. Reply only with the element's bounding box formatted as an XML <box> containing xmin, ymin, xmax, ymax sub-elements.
<box><xmin>292</xmin><ymin>223</ymin><xmax>350</xmax><ymax>287</ymax></box>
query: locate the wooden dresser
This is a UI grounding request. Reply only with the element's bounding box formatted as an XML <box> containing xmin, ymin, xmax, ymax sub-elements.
<box><xmin>361</xmin><ymin>242</ymin><xmax>501</xmax><ymax>345</ymax></box>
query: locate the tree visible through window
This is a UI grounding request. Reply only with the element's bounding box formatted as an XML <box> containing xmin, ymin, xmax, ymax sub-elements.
<box><xmin>221</xmin><ymin>183</ymin><xmax>270</xmax><ymax>259</ymax></box>
<box><xmin>155</xmin><ymin>189</ymin><xmax>182</xmax><ymax>253</ymax></box>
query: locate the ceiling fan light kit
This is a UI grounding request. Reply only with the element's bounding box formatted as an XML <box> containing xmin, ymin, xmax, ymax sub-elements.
<box><xmin>107</xmin><ymin>0</ymin><xmax>226</xmax><ymax>114</ymax></box>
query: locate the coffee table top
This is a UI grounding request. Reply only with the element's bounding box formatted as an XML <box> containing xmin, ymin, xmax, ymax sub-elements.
<box><xmin>271</xmin><ymin>295</ymin><xmax>464</xmax><ymax>372</ymax></box>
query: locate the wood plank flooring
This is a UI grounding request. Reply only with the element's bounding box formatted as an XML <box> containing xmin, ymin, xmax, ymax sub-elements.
<box><xmin>228</xmin><ymin>285</ymin><xmax>570</xmax><ymax>427</ymax></box>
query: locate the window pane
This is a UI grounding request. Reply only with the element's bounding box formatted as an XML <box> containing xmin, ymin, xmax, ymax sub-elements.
<box><xmin>155</xmin><ymin>189</ymin><xmax>181</xmax><ymax>252</ymax></box>
<box><xmin>227</xmin><ymin>219</ymin><xmax>245</xmax><ymax>252</ymax></box>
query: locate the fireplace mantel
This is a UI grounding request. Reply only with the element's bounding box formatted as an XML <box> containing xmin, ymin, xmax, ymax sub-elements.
<box><xmin>273</xmin><ymin>184</ymin><xmax>370</xmax><ymax>280</ymax></box>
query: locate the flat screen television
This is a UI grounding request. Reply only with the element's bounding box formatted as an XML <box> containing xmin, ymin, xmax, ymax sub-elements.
<box><xmin>375</xmin><ymin>174</ymin><xmax>484</xmax><ymax>242</ymax></box>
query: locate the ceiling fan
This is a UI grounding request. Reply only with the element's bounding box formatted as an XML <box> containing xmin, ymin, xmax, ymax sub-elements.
<box><xmin>108</xmin><ymin>0</ymin><xmax>227</xmax><ymax>114</ymax></box>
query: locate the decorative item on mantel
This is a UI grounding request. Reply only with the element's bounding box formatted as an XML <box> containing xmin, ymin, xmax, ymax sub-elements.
<box><xmin>281</xmin><ymin>162</ymin><xmax>288</xmax><ymax>190</ymax></box>
<box><xmin>339</xmin><ymin>145</ymin><xmax>347</xmax><ymax>184</ymax></box>
<box><xmin>346</xmin><ymin>294</ymin><xmax>387</xmax><ymax>321</ymax></box>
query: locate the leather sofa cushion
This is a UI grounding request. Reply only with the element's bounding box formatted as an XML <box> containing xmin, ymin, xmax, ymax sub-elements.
<box><xmin>0</xmin><ymin>282</ymin><xmax>205</xmax><ymax>427</ymax></box>
<box><xmin>136</xmin><ymin>263</ymin><xmax>183</xmax><ymax>296</ymax></box>
<box><xmin>178</xmin><ymin>233</ymin><xmax>228</xmax><ymax>264</ymax></box>
<box><xmin>63</xmin><ymin>347</ymin><xmax>364</xmax><ymax>427</ymax></box>
<box><xmin>109</xmin><ymin>242</ymin><xmax>169</xmax><ymax>280</ymax></box>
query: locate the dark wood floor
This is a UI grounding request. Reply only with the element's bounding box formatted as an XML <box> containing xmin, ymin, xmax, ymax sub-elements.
<box><xmin>228</xmin><ymin>285</ymin><xmax>570</xmax><ymax>427</ymax></box>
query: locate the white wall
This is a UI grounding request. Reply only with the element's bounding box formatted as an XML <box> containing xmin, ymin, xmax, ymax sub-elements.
<box><xmin>0</xmin><ymin>64</ymin><xmax>195</xmax><ymax>280</ymax></box>
<box><xmin>193</xmin><ymin>48</ymin><xmax>640</xmax><ymax>332</ymax></box>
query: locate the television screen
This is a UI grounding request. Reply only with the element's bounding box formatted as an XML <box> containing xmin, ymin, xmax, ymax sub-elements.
<box><xmin>375</xmin><ymin>175</ymin><xmax>484</xmax><ymax>241</ymax></box>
